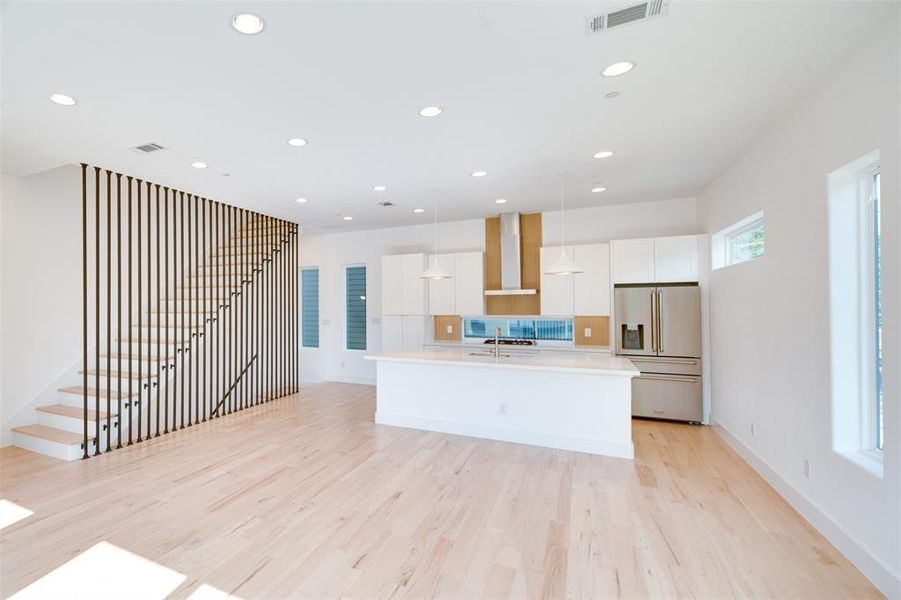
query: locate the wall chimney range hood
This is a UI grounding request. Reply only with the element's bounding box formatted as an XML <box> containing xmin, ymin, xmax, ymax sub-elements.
<box><xmin>484</xmin><ymin>212</ymin><xmax>537</xmax><ymax>296</ymax></box>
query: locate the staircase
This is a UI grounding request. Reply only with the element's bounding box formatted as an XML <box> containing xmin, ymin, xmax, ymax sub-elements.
<box><xmin>11</xmin><ymin>179</ymin><xmax>298</xmax><ymax>461</ymax></box>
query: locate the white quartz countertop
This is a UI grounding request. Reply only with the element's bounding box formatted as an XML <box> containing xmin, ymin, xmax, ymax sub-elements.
<box><xmin>364</xmin><ymin>349</ymin><xmax>639</xmax><ymax>376</ymax></box>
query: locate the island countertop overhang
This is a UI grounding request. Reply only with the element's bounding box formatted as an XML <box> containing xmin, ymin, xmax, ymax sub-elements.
<box><xmin>364</xmin><ymin>349</ymin><xmax>639</xmax><ymax>377</ymax></box>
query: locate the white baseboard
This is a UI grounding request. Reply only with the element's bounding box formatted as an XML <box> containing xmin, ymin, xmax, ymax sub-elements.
<box><xmin>713</xmin><ymin>419</ymin><xmax>900</xmax><ymax>599</ymax></box>
<box><xmin>376</xmin><ymin>411</ymin><xmax>634</xmax><ymax>459</ymax></box>
<box><xmin>327</xmin><ymin>374</ymin><xmax>376</xmax><ymax>386</ymax></box>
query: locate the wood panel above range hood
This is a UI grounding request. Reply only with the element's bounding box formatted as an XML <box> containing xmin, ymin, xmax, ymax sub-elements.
<box><xmin>484</xmin><ymin>212</ymin><xmax>542</xmax><ymax>315</ymax></box>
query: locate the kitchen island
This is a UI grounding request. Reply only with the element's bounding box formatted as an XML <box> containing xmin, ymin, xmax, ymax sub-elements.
<box><xmin>364</xmin><ymin>349</ymin><xmax>639</xmax><ymax>459</ymax></box>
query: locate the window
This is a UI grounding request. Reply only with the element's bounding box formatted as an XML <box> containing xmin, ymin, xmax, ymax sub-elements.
<box><xmin>712</xmin><ymin>211</ymin><xmax>765</xmax><ymax>270</ymax></box>
<box><xmin>828</xmin><ymin>151</ymin><xmax>883</xmax><ymax>473</ymax></box>
<box><xmin>463</xmin><ymin>318</ymin><xmax>574</xmax><ymax>342</ymax></box>
<box><xmin>301</xmin><ymin>268</ymin><xmax>319</xmax><ymax>348</ymax></box>
<box><xmin>345</xmin><ymin>266</ymin><xmax>367</xmax><ymax>350</ymax></box>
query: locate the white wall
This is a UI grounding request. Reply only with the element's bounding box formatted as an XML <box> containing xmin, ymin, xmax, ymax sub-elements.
<box><xmin>300</xmin><ymin>197</ymin><xmax>700</xmax><ymax>385</ymax></box>
<box><xmin>1</xmin><ymin>165</ymin><xmax>82</xmax><ymax>444</ymax></box>
<box><xmin>697</xmin><ymin>16</ymin><xmax>900</xmax><ymax>597</ymax></box>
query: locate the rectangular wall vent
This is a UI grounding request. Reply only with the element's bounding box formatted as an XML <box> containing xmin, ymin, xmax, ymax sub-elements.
<box><xmin>586</xmin><ymin>0</ymin><xmax>670</xmax><ymax>35</ymax></box>
<box><xmin>130</xmin><ymin>143</ymin><xmax>166</xmax><ymax>154</ymax></box>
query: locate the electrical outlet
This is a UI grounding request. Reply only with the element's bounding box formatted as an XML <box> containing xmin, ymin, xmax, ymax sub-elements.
<box><xmin>498</xmin><ymin>402</ymin><xmax>508</xmax><ymax>415</ymax></box>
<box><xmin>446</xmin><ymin>325</ymin><xmax>453</xmax><ymax>334</ymax></box>
<box><xmin>584</xmin><ymin>327</ymin><xmax>592</xmax><ymax>338</ymax></box>
<box><xmin>803</xmin><ymin>459</ymin><xmax>810</xmax><ymax>478</ymax></box>
<box><xmin>749</xmin><ymin>422</ymin><xmax>756</xmax><ymax>437</ymax></box>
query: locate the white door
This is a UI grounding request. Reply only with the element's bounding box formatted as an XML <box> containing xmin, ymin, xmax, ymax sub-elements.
<box><xmin>381</xmin><ymin>255</ymin><xmax>404</xmax><ymax>316</ymax></box>
<box><xmin>401</xmin><ymin>316</ymin><xmax>425</xmax><ymax>351</ymax></box>
<box><xmin>612</xmin><ymin>238</ymin><xmax>655</xmax><ymax>284</ymax></box>
<box><xmin>540</xmin><ymin>246</ymin><xmax>575</xmax><ymax>316</ymax></box>
<box><xmin>573</xmin><ymin>243</ymin><xmax>610</xmax><ymax>315</ymax></box>
<box><xmin>428</xmin><ymin>254</ymin><xmax>456</xmax><ymax>315</ymax></box>
<box><xmin>401</xmin><ymin>254</ymin><xmax>427</xmax><ymax>315</ymax></box>
<box><xmin>454</xmin><ymin>251</ymin><xmax>484</xmax><ymax>315</ymax></box>
<box><xmin>654</xmin><ymin>235</ymin><xmax>699</xmax><ymax>282</ymax></box>
<box><xmin>382</xmin><ymin>316</ymin><xmax>404</xmax><ymax>352</ymax></box>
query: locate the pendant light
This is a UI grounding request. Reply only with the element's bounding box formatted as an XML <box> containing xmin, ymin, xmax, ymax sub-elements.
<box><xmin>421</xmin><ymin>190</ymin><xmax>452</xmax><ymax>279</ymax></box>
<box><xmin>544</xmin><ymin>172</ymin><xmax>583</xmax><ymax>275</ymax></box>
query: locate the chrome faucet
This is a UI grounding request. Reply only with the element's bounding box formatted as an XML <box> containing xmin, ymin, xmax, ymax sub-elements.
<box><xmin>493</xmin><ymin>327</ymin><xmax>501</xmax><ymax>358</ymax></box>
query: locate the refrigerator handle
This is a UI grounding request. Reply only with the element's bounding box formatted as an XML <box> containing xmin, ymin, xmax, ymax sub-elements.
<box><xmin>650</xmin><ymin>289</ymin><xmax>657</xmax><ymax>353</ymax></box>
<box><xmin>656</xmin><ymin>290</ymin><xmax>664</xmax><ymax>353</ymax></box>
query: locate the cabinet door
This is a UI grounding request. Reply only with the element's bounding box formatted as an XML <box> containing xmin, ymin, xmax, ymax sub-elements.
<box><xmin>540</xmin><ymin>246</ymin><xmax>575</xmax><ymax>316</ymax></box>
<box><xmin>612</xmin><ymin>238</ymin><xmax>655</xmax><ymax>284</ymax></box>
<box><xmin>401</xmin><ymin>316</ymin><xmax>425</xmax><ymax>351</ymax></box>
<box><xmin>401</xmin><ymin>254</ymin><xmax>428</xmax><ymax>315</ymax></box>
<box><xmin>381</xmin><ymin>255</ymin><xmax>404</xmax><ymax>316</ymax></box>
<box><xmin>454</xmin><ymin>251</ymin><xmax>484</xmax><ymax>316</ymax></box>
<box><xmin>428</xmin><ymin>254</ymin><xmax>456</xmax><ymax>315</ymax></box>
<box><xmin>573</xmin><ymin>243</ymin><xmax>610</xmax><ymax>315</ymax></box>
<box><xmin>382</xmin><ymin>316</ymin><xmax>404</xmax><ymax>352</ymax></box>
<box><xmin>654</xmin><ymin>235</ymin><xmax>699</xmax><ymax>283</ymax></box>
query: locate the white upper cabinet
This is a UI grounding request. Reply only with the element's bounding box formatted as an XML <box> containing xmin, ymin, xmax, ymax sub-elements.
<box><xmin>427</xmin><ymin>251</ymin><xmax>484</xmax><ymax>316</ymax></box>
<box><xmin>401</xmin><ymin>254</ymin><xmax>428</xmax><ymax>315</ymax></box>
<box><xmin>382</xmin><ymin>253</ymin><xmax>428</xmax><ymax>316</ymax></box>
<box><xmin>653</xmin><ymin>235</ymin><xmax>699</xmax><ymax>282</ymax></box>
<box><xmin>612</xmin><ymin>235</ymin><xmax>700</xmax><ymax>284</ymax></box>
<box><xmin>573</xmin><ymin>243</ymin><xmax>610</xmax><ymax>315</ymax></box>
<box><xmin>540</xmin><ymin>246</ymin><xmax>575</xmax><ymax>316</ymax></box>
<box><xmin>453</xmin><ymin>252</ymin><xmax>484</xmax><ymax>315</ymax></box>
<box><xmin>611</xmin><ymin>238</ymin><xmax>656</xmax><ymax>284</ymax></box>
<box><xmin>401</xmin><ymin>315</ymin><xmax>426</xmax><ymax>351</ymax></box>
<box><xmin>381</xmin><ymin>255</ymin><xmax>404</xmax><ymax>316</ymax></box>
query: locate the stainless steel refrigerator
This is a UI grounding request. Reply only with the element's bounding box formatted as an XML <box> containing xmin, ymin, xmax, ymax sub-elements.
<box><xmin>614</xmin><ymin>283</ymin><xmax>703</xmax><ymax>423</ymax></box>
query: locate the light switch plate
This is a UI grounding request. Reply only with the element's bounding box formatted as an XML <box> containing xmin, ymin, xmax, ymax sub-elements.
<box><xmin>584</xmin><ymin>327</ymin><xmax>592</xmax><ymax>338</ymax></box>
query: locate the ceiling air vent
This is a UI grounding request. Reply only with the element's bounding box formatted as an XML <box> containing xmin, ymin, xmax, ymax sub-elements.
<box><xmin>586</xmin><ymin>0</ymin><xmax>670</xmax><ymax>35</ymax></box>
<box><xmin>130</xmin><ymin>142</ymin><xmax>166</xmax><ymax>154</ymax></box>
<box><xmin>377</xmin><ymin>200</ymin><xmax>395</xmax><ymax>207</ymax></box>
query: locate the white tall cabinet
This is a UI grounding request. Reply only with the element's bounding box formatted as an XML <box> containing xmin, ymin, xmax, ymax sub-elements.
<box><xmin>540</xmin><ymin>243</ymin><xmax>610</xmax><ymax>316</ymax></box>
<box><xmin>428</xmin><ymin>251</ymin><xmax>484</xmax><ymax>316</ymax></box>
<box><xmin>382</xmin><ymin>253</ymin><xmax>429</xmax><ymax>352</ymax></box>
<box><xmin>611</xmin><ymin>235</ymin><xmax>700</xmax><ymax>284</ymax></box>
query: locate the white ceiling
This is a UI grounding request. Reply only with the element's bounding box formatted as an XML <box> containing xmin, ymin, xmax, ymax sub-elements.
<box><xmin>1</xmin><ymin>1</ymin><xmax>891</xmax><ymax>233</ymax></box>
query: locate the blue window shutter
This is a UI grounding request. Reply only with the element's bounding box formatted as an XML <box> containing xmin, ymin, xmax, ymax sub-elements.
<box><xmin>302</xmin><ymin>268</ymin><xmax>319</xmax><ymax>348</ymax></box>
<box><xmin>346</xmin><ymin>266</ymin><xmax>367</xmax><ymax>350</ymax></box>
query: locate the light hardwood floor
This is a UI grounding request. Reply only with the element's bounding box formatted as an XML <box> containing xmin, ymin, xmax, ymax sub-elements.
<box><xmin>0</xmin><ymin>383</ymin><xmax>880</xmax><ymax>599</ymax></box>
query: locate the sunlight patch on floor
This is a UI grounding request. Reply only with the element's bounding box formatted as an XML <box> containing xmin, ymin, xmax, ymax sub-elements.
<box><xmin>9</xmin><ymin>541</ymin><xmax>186</xmax><ymax>600</ymax></box>
<box><xmin>187</xmin><ymin>583</ymin><xmax>243</xmax><ymax>599</ymax></box>
<box><xmin>0</xmin><ymin>499</ymin><xmax>34</xmax><ymax>530</ymax></box>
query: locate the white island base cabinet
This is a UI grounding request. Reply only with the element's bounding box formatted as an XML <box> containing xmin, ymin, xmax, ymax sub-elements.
<box><xmin>365</xmin><ymin>351</ymin><xmax>638</xmax><ymax>459</ymax></box>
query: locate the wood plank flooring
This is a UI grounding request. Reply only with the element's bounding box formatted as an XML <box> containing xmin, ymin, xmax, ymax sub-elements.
<box><xmin>0</xmin><ymin>382</ymin><xmax>880</xmax><ymax>599</ymax></box>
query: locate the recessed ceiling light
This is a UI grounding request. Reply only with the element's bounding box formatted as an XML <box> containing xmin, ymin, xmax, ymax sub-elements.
<box><xmin>191</xmin><ymin>161</ymin><xmax>209</xmax><ymax>169</ymax></box>
<box><xmin>342</xmin><ymin>215</ymin><xmax>353</xmax><ymax>221</ymax></box>
<box><xmin>602</xmin><ymin>61</ymin><xmax>635</xmax><ymax>77</ymax></box>
<box><xmin>232</xmin><ymin>13</ymin><xmax>265</xmax><ymax>35</ymax></box>
<box><xmin>287</xmin><ymin>138</ymin><xmax>307</xmax><ymax>147</ymax></box>
<box><xmin>495</xmin><ymin>198</ymin><xmax>507</xmax><ymax>204</ymax></box>
<box><xmin>49</xmin><ymin>93</ymin><xmax>76</xmax><ymax>106</ymax></box>
<box><xmin>413</xmin><ymin>208</ymin><xmax>425</xmax><ymax>213</ymax></box>
<box><xmin>419</xmin><ymin>106</ymin><xmax>443</xmax><ymax>118</ymax></box>
<box><xmin>471</xmin><ymin>170</ymin><xmax>488</xmax><ymax>178</ymax></box>
<box><xmin>373</xmin><ymin>185</ymin><xmax>387</xmax><ymax>192</ymax></box>
<box><xmin>295</xmin><ymin>198</ymin><xmax>307</xmax><ymax>204</ymax></box>
<box><xmin>591</xmin><ymin>186</ymin><xmax>607</xmax><ymax>193</ymax></box>
<box><xmin>593</xmin><ymin>151</ymin><xmax>614</xmax><ymax>159</ymax></box>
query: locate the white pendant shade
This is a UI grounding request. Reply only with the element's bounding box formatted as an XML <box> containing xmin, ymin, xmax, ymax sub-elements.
<box><xmin>544</xmin><ymin>171</ymin><xmax>582</xmax><ymax>275</ymax></box>
<box><xmin>421</xmin><ymin>256</ymin><xmax>452</xmax><ymax>280</ymax></box>
<box><xmin>545</xmin><ymin>249</ymin><xmax>584</xmax><ymax>275</ymax></box>
<box><xmin>421</xmin><ymin>190</ymin><xmax>453</xmax><ymax>279</ymax></box>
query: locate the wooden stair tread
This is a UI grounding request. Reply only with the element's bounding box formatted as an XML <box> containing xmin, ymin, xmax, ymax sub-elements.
<box><xmin>102</xmin><ymin>353</ymin><xmax>163</xmax><ymax>361</ymax></box>
<box><xmin>37</xmin><ymin>404</ymin><xmax>115</xmax><ymax>420</ymax></box>
<box><xmin>58</xmin><ymin>386</ymin><xmax>140</xmax><ymax>399</ymax></box>
<box><xmin>80</xmin><ymin>369</ymin><xmax>156</xmax><ymax>379</ymax></box>
<box><xmin>12</xmin><ymin>424</ymin><xmax>91</xmax><ymax>446</ymax></box>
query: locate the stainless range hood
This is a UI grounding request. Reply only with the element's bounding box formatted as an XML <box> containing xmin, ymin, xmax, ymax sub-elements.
<box><xmin>484</xmin><ymin>212</ymin><xmax>537</xmax><ymax>296</ymax></box>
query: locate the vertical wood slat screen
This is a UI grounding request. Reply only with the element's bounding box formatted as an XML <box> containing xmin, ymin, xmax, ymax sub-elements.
<box><xmin>301</xmin><ymin>268</ymin><xmax>319</xmax><ymax>348</ymax></box>
<box><xmin>80</xmin><ymin>163</ymin><xmax>300</xmax><ymax>458</ymax></box>
<box><xmin>345</xmin><ymin>266</ymin><xmax>367</xmax><ymax>350</ymax></box>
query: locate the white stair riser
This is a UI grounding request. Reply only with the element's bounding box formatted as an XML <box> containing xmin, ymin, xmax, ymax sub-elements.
<box><xmin>12</xmin><ymin>432</ymin><xmax>90</xmax><ymax>461</ymax></box>
<box><xmin>37</xmin><ymin>410</ymin><xmax>117</xmax><ymax>436</ymax></box>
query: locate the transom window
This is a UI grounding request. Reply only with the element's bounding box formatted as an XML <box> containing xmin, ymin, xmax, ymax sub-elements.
<box><xmin>712</xmin><ymin>211</ymin><xmax>766</xmax><ymax>270</ymax></box>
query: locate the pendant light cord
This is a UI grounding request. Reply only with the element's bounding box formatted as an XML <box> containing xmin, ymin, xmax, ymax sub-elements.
<box><xmin>433</xmin><ymin>190</ymin><xmax>439</xmax><ymax>257</ymax></box>
<box><xmin>559</xmin><ymin>171</ymin><xmax>566</xmax><ymax>251</ymax></box>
